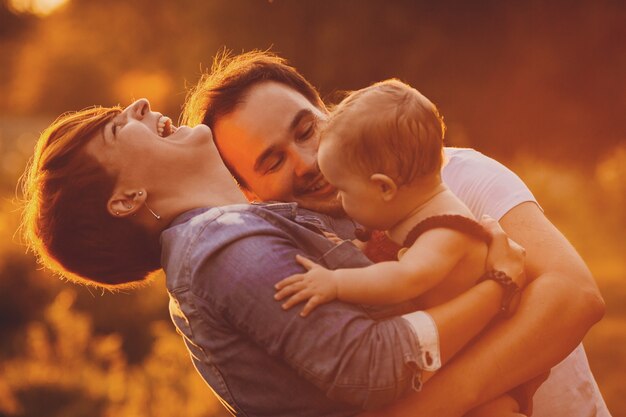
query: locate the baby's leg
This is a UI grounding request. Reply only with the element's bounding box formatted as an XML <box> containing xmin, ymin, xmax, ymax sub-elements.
<box><xmin>463</xmin><ymin>394</ymin><xmax>526</xmax><ymax>417</ymax></box>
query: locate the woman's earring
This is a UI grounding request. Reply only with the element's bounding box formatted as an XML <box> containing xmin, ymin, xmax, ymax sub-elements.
<box><xmin>137</xmin><ymin>190</ymin><xmax>160</xmax><ymax>220</ymax></box>
<box><xmin>145</xmin><ymin>202</ymin><xmax>161</xmax><ymax>220</ymax></box>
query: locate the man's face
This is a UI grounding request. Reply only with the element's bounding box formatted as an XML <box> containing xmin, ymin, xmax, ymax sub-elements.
<box><xmin>213</xmin><ymin>81</ymin><xmax>343</xmax><ymax>214</ymax></box>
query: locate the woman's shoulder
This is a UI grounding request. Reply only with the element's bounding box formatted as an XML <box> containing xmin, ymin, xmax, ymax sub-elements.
<box><xmin>164</xmin><ymin>204</ymin><xmax>287</xmax><ymax>250</ymax></box>
<box><xmin>162</xmin><ymin>204</ymin><xmax>295</xmax><ymax>292</ymax></box>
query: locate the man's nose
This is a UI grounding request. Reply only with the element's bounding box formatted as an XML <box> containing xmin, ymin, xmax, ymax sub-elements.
<box><xmin>292</xmin><ymin>148</ymin><xmax>318</xmax><ymax>177</ymax></box>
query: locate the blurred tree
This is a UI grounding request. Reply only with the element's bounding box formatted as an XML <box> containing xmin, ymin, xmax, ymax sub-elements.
<box><xmin>0</xmin><ymin>0</ymin><xmax>623</xmax><ymax>164</ymax></box>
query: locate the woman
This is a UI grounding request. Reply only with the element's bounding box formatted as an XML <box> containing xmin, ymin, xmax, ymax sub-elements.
<box><xmin>22</xmin><ymin>98</ymin><xmax>246</xmax><ymax>287</ymax></box>
<box><xmin>22</xmin><ymin>98</ymin><xmax>530</xmax><ymax>416</ymax></box>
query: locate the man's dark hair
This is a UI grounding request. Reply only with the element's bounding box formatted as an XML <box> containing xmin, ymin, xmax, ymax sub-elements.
<box><xmin>181</xmin><ymin>50</ymin><xmax>325</xmax><ymax>128</ymax></box>
<box><xmin>181</xmin><ymin>50</ymin><xmax>325</xmax><ymax>188</ymax></box>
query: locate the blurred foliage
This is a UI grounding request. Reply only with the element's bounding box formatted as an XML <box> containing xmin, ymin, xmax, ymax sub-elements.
<box><xmin>0</xmin><ymin>289</ymin><xmax>225</xmax><ymax>417</ymax></box>
<box><xmin>0</xmin><ymin>0</ymin><xmax>624</xmax><ymax>416</ymax></box>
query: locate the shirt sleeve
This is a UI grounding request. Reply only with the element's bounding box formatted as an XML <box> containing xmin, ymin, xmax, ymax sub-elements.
<box><xmin>188</xmin><ymin>217</ymin><xmax>428</xmax><ymax>410</ymax></box>
<box><xmin>402</xmin><ymin>311</ymin><xmax>441</xmax><ymax>374</ymax></box>
<box><xmin>442</xmin><ymin>148</ymin><xmax>542</xmax><ymax>221</ymax></box>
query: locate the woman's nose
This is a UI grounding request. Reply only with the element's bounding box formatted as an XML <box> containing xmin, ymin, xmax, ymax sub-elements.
<box><xmin>125</xmin><ymin>98</ymin><xmax>151</xmax><ymax>120</ymax></box>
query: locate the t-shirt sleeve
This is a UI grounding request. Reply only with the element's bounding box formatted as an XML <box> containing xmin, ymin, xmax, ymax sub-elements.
<box><xmin>442</xmin><ymin>147</ymin><xmax>542</xmax><ymax>221</ymax></box>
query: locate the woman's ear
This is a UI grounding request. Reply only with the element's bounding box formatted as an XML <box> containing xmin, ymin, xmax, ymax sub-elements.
<box><xmin>370</xmin><ymin>173</ymin><xmax>398</xmax><ymax>202</ymax></box>
<box><xmin>107</xmin><ymin>188</ymin><xmax>147</xmax><ymax>218</ymax></box>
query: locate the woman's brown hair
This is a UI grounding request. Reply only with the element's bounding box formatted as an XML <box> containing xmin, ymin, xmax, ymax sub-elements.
<box><xmin>21</xmin><ymin>107</ymin><xmax>161</xmax><ymax>289</ymax></box>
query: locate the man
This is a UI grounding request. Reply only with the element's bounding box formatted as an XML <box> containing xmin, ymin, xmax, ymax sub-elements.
<box><xmin>180</xmin><ymin>51</ymin><xmax>608</xmax><ymax>416</ymax></box>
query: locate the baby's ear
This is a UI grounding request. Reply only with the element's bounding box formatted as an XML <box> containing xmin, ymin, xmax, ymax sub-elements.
<box><xmin>370</xmin><ymin>173</ymin><xmax>397</xmax><ymax>202</ymax></box>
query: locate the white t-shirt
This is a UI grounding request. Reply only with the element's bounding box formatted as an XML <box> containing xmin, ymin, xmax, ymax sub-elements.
<box><xmin>442</xmin><ymin>147</ymin><xmax>611</xmax><ymax>417</ymax></box>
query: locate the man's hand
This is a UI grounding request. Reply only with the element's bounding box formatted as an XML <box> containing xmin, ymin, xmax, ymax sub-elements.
<box><xmin>274</xmin><ymin>255</ymin><xmax>339</xmax><ymax>316</ymax></box>
<box><xmin>480</xmin><ymin>215</ymin><xmax>527</xmax><ymax>289</ymax></box>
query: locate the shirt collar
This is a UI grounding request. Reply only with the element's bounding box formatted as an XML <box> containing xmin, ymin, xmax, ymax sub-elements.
<box><xmin>168</xmin><ymin>201</ymin><xmax>299</xmax><ymax>229</ymax></box>
<box><xmin>251</xmin><ymin>201</ymin><xmax>298</xmax><ymax>219</ymax></box>
<box><xmin>168</xmin><ymin>207</ymin><xmax>213</xmax><ymax>228</ymax></box>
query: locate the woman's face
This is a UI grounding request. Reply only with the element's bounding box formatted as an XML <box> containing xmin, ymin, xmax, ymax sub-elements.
<box><xmin>85</xmin><ymin>99</ymin><xmax>215</xmax><ymax>193</ymax></box>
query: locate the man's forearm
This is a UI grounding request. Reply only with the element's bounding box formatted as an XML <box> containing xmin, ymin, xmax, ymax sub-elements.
<box><xmin>413</xmin><ymin>201</ymin><xmax>606</xmax><ymax>416</ymax></box>
<box><xmin>425</xmin><ymin>280</ymin><xmax>503</xmax><ymax>365</ymax></box>
<box><xmin>377</xmin><ymin>271</ymin><xmax>602</xmax><ymax>417</ymax></box>
<box><xmin>460</xmin><ymin>271</ymin><xmax>603</xmax><ymax>408</ymax></box>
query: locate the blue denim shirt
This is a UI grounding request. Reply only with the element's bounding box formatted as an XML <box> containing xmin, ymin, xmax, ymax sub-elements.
<box><xmin>161</xmin><ymin>203</ymin><xmax>425</xmax><ymax>417</ymax></box>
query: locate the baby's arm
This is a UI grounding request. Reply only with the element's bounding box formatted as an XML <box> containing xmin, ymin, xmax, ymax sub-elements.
<box><xmin>275</xmin><ymin>228</ymin><xmax>476</xmax><ymax>316</ymax></box>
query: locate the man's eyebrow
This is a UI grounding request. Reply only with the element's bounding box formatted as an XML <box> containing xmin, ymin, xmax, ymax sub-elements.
<box><xmin>289</xmin><ymin>108</ymin><xmax>314</xmax><ymax>131</ymax></box>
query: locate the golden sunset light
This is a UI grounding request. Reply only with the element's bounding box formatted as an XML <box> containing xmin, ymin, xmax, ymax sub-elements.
<box><xmin>0</xmin><ymin>1</ymin><xmax>624</xmax><ymax>417</ymax></box>
<box><xmin>7</xmin><ymin>0</ymin><xmax>69</xmax><ymax>16</ymax></box>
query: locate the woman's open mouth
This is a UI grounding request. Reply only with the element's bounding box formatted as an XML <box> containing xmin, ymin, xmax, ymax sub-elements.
<box><xmin>157</xmin><ymin>115</ymin><xmax>177</xmax><ymax>138</ymax></box>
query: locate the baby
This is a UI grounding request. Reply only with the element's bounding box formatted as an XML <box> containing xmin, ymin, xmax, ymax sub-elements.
<box><xmin>275</xmin><ymin>79</ymin><xmax>517</xmax><ymax>317</ymax></box>
<box><xmin>274</xmin><ymin>79</ymin><xmax>530</xmax><ymax>416</ymax></box>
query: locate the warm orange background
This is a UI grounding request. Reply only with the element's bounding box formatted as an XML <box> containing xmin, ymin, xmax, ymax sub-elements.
<box><xmin>0</xmin><ymin>1</ymin><xmax>624</xmax><ymax>416</ymax></box>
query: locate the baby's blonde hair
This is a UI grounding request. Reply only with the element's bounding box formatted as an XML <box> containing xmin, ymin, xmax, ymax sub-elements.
<box><xmin>322</xmin><ymin>79</ymin><xmax>446</xmax><ymax>185</ymax></box>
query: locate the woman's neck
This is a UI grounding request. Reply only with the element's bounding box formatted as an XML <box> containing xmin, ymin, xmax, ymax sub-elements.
<box><xmin>144</xmin><ymin>156</ymin><xmax>248</xmax><ymax>232</ymax></box>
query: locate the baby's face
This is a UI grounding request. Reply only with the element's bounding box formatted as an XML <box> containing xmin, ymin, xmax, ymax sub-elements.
<box><xmin>318</xmin><ymin>138</ymin><xmax>388</xmax><ymax>230</ymax></box>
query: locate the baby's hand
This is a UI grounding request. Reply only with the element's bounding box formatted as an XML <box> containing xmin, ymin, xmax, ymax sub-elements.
<box><xmin>322</xmin><ymin>231</ymin><xmax>344</xmax><ymax>245</ymax></box>
<box><xmin>274</xmin><ymin>254</ymin><xmax>339</xmax><ymax>317</ymax></box>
